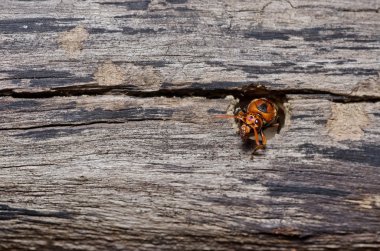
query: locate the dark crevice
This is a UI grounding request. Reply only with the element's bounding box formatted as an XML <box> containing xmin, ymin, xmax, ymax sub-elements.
<box><xmin>296</xmin><ymin>5</ymin><xmax>379</xmax><ymax>13</ymax></box>
<box><xmin>0</xmin><ymin>119</ymin><xmax>165</xmax><ymax>131</ymax></box>
<box><xmin>337</xmin><ymin>8</ymin><xmax>379</xmax><ymax>13</ymax></box>
<box><xmin>0</xmin><ymin>85</ymin><xmax>379</xmax><ymax>103</ymax></box>
<box><xmin>0</xmin><ymin>121</ymin><xmax>123</xmax><ymax>131</ymax></box>
<box><xmin>0</xmin><ymin>204</ymin><xmax>72</xmax><ymax>220</ymax></box>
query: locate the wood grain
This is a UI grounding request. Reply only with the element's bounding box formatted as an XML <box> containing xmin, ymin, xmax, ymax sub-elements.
<box><xmin>1</xmin><ymin>95</ymin><xmax>380</xmax><ymax>250</ymax></box>
<box><xmin>0</xmin><ymin>0</ymin><xmax>379</xmax><ymax>97</ymax></box>
<box><xmin>0</xmin><ymin>0</ymin><xmax>380</xmax><ymax>250</ymax></box>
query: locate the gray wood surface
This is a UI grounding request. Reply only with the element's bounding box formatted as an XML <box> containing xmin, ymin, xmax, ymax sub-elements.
<box><xmin>0</xmin><ymin>0</ymin><xmax>379</xmax><ymax>96</ymax></box>
<box><xmin>0</xmin><ymin>0</ymin><xmax>379</xmax><ymax>250</ymax></box>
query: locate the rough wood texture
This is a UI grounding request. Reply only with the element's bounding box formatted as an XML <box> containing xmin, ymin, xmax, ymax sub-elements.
<box><xmin>0</xmin><ymin>0</ymin><xmax>379</xmax><ymax>250</ymax></box>
<box><xmin>1</xmin><ymin>95</ymin><xmax>380</xmax><ymax>250</ymax></box>
<box><xmin>0</xmin><ymin>0</ymin><xmax>379</xmax><ymax>97</ymax></box>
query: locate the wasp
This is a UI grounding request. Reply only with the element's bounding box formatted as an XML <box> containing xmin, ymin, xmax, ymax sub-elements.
<box><xmin>217</xmin><ymin>98</ymin><xmax>279</xmax><ymax>153</ymax></box>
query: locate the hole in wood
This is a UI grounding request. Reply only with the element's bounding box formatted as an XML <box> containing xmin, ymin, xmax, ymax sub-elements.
<box><xmin>228</xmin><ymin>89</ymin><xmax>287</xmax><ymax>148</ymax></box>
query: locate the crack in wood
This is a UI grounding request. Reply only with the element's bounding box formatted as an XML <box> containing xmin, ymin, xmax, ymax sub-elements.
<box><xmin>0</xmin><ymin>119</ymin><xmax>172</xmax><ymax>131</ymax></box>
<box><xmin>0</xmin><ymin>204</ymin><xmax>72</xmax><ymax>220</ymax></box>
<box><xmin>1</xmin><ymin>86</ymin><xmax>379</xmax><ymax>103</ymax></box>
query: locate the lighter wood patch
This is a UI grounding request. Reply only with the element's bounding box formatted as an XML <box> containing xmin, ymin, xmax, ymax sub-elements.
<box><xmin>347</xmin><ymin>195</ymin><xmax>380</xmax><ymax>209</ymax></box>
<box><xmin>58</xmin><ymin>25</ymin><xmax>89</xmax><ymax>58</ymax></box>
<box><xmin>95</xmin><ymin>61</ymin><xmax>126</xmax><ymax>86</ymax></box>
<box><xmin>94</xmin><ymin>62</ymin><xmax>163</xmax><ymax>89</ymax></box>
<box><xmin>327</xmin><ymin>103</ymin><xmax>369</xmax><ymax>141</ymax></box>
<box><xmin>351</xmin><ymin>74</ymin><xmax>380</xmax><ymax>98</ymax></box>
<box><xmin>123</xmin><ymin>64</ymin><xmax>163</xmax><ymax>90</ymax></box>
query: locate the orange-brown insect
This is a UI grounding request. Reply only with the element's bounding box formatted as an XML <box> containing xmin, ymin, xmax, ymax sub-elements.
<box><xmin>217</xmin><ymin>98</ymin><xmax>279</xmax><ymax>153</ymax></box>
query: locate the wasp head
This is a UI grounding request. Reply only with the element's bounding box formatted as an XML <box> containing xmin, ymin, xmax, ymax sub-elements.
<box><xmin>244</xmin><ymin>113</ymin><xmax>263</xmax><ymax>129</ymax></box>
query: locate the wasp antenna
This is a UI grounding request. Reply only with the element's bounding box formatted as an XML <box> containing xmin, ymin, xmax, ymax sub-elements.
<box><xmin>214</xmin><ymin>114</ymin><xmax>238</xmax><ymax>119</ymax></box>
<box><xmin>214</xmin><ymin>114</ymin><xmax>237</xmax><ymax>119</ymax></box>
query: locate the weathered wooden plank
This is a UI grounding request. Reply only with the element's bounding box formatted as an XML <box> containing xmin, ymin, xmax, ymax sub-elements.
<box><xmin>0</xmin><ymin>0</ymin><xmax>379</xmax><ymax>97</ymax></box>
<box><xmin>1</xmin><ymin>95</ymin><xmax>379</xmax><ymax>250</ymax></box>
<box><xmin>1</xmin><ymin>0</ymin><xmax>379</xmax><ymax>249</ymax></box>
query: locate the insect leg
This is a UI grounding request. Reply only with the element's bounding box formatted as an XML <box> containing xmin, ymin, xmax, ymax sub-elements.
<box><xmin>252</xmin><ymin>127</ymin><xmax>265</xmax><ymax>153</ymax></box>
<box><xmin>253</xmin><ymin>127</ymin><xmax>260</xmax><ymax>146</ymax></box>
<box><xmin>260</xmin><ymin>130</ymin><xmax>267</xmax><ymax>146</ymax></box>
